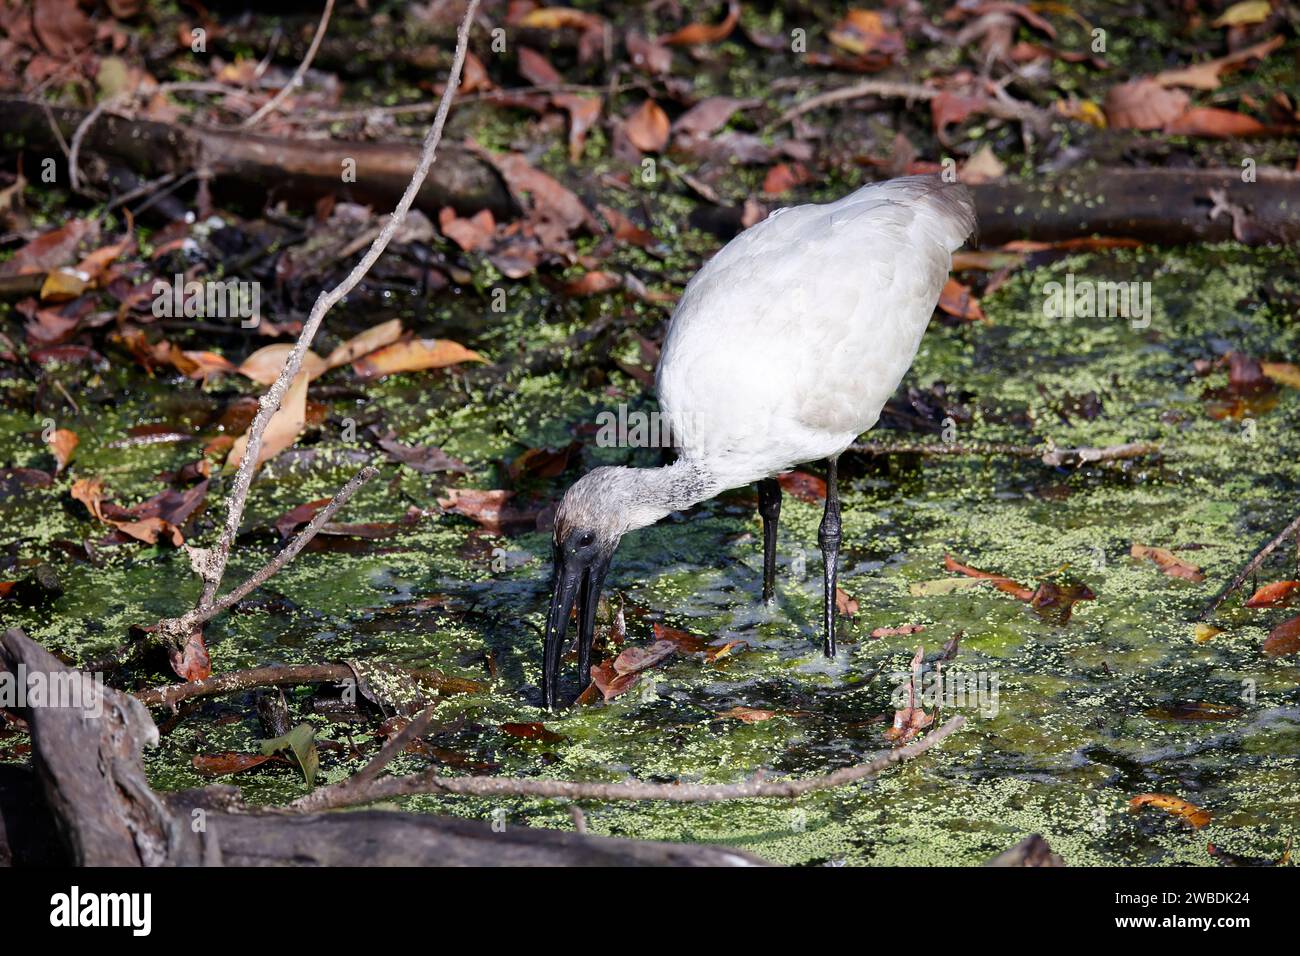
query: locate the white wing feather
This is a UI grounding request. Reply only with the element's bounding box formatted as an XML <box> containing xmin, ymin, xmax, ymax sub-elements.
<box><xmin>656</xmin><ymin>176</ymin><xmax>975</xmax><ymax>490</ymax></box>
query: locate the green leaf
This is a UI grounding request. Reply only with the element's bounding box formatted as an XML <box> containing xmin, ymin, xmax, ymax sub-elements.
<box><xmin>258</xmin><ymin>722</ymin><xmax>319</xmax><ymax>789</ymax></box>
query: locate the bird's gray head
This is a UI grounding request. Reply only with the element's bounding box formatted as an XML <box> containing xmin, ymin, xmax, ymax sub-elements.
<box><xmin>542</xmin><ymin>466</ymin><xmax>675</xmax><ymax>708</ymax></box>
<box><xmin>554</xmin><ymin>466</ymin><xmax>672</xmax><ymax>546</ymax></box>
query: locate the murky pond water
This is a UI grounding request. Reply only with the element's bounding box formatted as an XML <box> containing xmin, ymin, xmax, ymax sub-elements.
<box><xmin>3</xmin><ymin>242</ymin><xmax>1298</xmax><ymax>865</ymax></box>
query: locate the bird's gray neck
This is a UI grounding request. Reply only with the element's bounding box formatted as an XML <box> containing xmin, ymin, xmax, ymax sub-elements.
<box><xmin>624</xmin><ymin>458</ymin><xmax>719</xmax><ymax>529</ymax></box>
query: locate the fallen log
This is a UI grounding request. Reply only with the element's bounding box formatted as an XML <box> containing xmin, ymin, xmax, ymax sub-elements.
<box><xmin>0</xmin><ymin>96</ymin><xmax>513</xmax><ymax>219</ymax></box>
<box><xmin>973</xmin><ymin>167</ymin><xmax>1300</xmax><ymax>246</ymax></box>
<box><xmin>691</xmin><ymin>167</ymin><xmax>1300</xmax><ymax>247</ymax></box>
<box><xmin>0</xmin><ymin>629</ymin><xmax>765</xmax><ymax>867</ymax></box>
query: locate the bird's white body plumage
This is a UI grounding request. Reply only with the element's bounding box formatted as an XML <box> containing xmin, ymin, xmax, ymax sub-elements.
<box><xmin>656</xmin><ymin>176</ymin><xmax>975</xmax><ymax>494</ymax></box>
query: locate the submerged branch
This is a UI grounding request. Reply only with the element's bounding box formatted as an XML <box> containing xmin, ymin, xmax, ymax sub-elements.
<box><xmin>1198</xmin><ymin>512</ymin><xmax>1300</xmax><ymax>620</ymax></box>
<box><xmin>848</xmin><ymin>439</ymin><xmax>1159</xmax><ymax>468</ymax></box>
<box><xmin>134</xmin><ymin>662</ymin><xmax>480</xmax><ymax>709</ymax></box>
<box><xmin>286</xmin><ymin>716</ymin><xmax>965</xmax><ymax>812</ymax></box>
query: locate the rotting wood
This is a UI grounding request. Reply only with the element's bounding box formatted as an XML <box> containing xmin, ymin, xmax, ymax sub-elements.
<box><xmin>0</xmin><ymin>96</ymin><xmax>513</xmax><ymax>219</ymax></box>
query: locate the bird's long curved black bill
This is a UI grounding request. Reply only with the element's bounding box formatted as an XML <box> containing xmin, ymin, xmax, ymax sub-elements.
<box><xmin>543</xmin><ymin>547</ymin><xmax>611</xmax><ymax>709</ymax></box>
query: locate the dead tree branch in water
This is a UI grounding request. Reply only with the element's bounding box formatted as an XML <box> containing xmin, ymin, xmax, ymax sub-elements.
<box><xmin>1198</xmin><ymin>512</ymin><xmax>1300</xmax><ymax>620</ymax></box>
<box><xmin>133</xmin><ymin>660</ymin><xmax>482</xmax><ymax>710</ymax></box>
<box><xmin>848</xmin><ymin>439</ymin><xmax>1159</xmax><ymax>468</ymax></box>
<box><xmin>287</xmin><ymin>716</ymin><xmax>965</xmax><ymax>812</ymax></box>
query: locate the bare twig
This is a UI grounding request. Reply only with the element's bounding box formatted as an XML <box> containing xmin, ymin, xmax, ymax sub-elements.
<box><xmin>186</xmin><ymin>0</ymin><xmax>481</xmax><ymax>621</ymax></box>
<box><xmin>284</xmin><ymin>715</ymin><xmax>965</xmax><ymax>811</ymax></box>
<box><xmin>158</xmin><ymin>465</ymin><xmax>377</xmax><ymax>641</ymax></box>
<box><xmin>283</xmin><ymin>82</ymin><xmax>636</xmax><ymax>124</ymax></box>
<box><xmin>136</xmin><ymin>663</ymin><xmax>357</xmax><ymax>709</ymax></box>
<box><xmin>1198</xmin><ymin>512</ymin><xmax>1300</xmax><ymax>620</ymax></box>
<box><xmin>242</xmin><ymin>0</ymin><xmax>336</xmax><ymax>127</ymax></box>
<box><xmin>848</xmin><ymin>439</ymin><xmax>1159</xmax><ymax>468</ymax></box>
<box><xmin>134</xmin><ymin>663</ymin><xmax>481</xmax><ymax>709</ymax></box>
<box><xmin>771</xmin><ymin>79</ymin><xmax>1051</xmax><ymax>131</ymax></box>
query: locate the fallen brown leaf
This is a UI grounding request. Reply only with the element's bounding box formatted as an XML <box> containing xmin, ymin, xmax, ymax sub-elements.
<box><xmin>612</xmin><ymin>639</ymin><xmax>675</xmax><ymax>676</ymax></box>
<box><xmin>938</xmin><ymin>277</ymin><xmax>985</xmax><ymax>321</ymax></box>
<box><xmin>239</xmin><ymin>344</ymin><xmax>328</xmax><ymax>385</ymax></box>
<box><xmin>870</xmin><ymin>623</ymin><xmax>926</xmax><ymax>639</ymax></box>
<box><xmin>438</xmin><ymin>207</ymin><xmax>497</xmax><ymax>252</ymax></box>
<box><xmin>1154</xmin><ymin>36</ymin><xmax>1283</xmax><ymax>91</ymax></box>
<box><xmin>192</xmin><ymin>752</ymin><xmax>277</xmax><ymax>776</ymax></box>
<box><xmin>437</xmin><ymin>488</ymin><xmax>539</xmax><ymax>534</ymax></box>
<box><xmin>1104</xmin><ymin>79</ymin><xmax>1190</xmax><ymax>129</ymax></box>
<box><xmin>1144</xmin><ymin>701</ymin><xmax>1243</xmax><ymax>721</ymax></box>
<box><xmin>324</xmin><ymin>319</ymin><xmax>405</xmax><ymax>369</ymax></box>
<box><xmin>1130</xmin><ymin>793</ymin><xmax>1211</xmax><ymax>828</ymax></box>
<box><xmin>71</xmin><ymin>477</ymin><xmax>185</xmax><ymax>546</ymax></box>
<box><xmin>552</xmin><ymin>93</ymin><xmax>603</xmax><ymax>162</ymax></box>
<box><xmin>517</xmin><ymin>46</ymin><xmax>561</xmax><ymax>86</ymax></box>
<box><xmin>662</xmin><ymin>0</ymin><xmax>740</xmax><ymax>45</ymax></box>
<box><xmin>168</xmin><ymin>628</ymin><xmax>211</xmax><ymax>681</ymax></box>
<box><xmin>1164</xmin><ymin>107</ymin><xmax>1270</xmax><ymax>138</ymax></box>
<box><xmin>46</xmin><ymin>428</ymin><xmax>76</xmax><ymax>473</ymax></box>
<box><xmin>943</xmin><ymin>554</ymin><xmax>1034</xmax><ymax>600</ymax></box>
<box><xmin>776</xmin><ymin>470</ymin><xmax>826</xmax><ymax>502</ymax></box>
<box><xmin>225</xmin><ymin>371</ymin><xmax>309</xmax><ymax>470</ymax></box>
<box><xmin>500</xmin><ymin>722</ymin><xmax>564</xmax><ymax>743</ymax></box>
<box><xmin>624</xmin><ymin>99</ymin><xmax>671</xmax><ymax>152</ymax></box>
<box><xmin>1263</xmin><ymin>615</ymin><xmax>1300</xmax><ymax>657</ymax></box>
<box><xmin>0</xmin><ymin>218</ymin><xmax>96</xmax><ymax>276</ymax></box>
<box><xmin>718</xmin><ymin>706</ymin><xmax>777</xmax><ymax>723</ymax></box>
<box><xmin>353</xmin><ymin>339</ymin><xmax>485</xmax><ymax>379</ymax></box>
<box><xmin>762</xmin><ymin>162</ymin><xmax>810</xmax><ymax>196</ymax></box>
<box><xmin>1130</xmin><ymin>542</ymin><xmax>1205</xmax><ymax>582</ymax></box>
<box><xmin>1244</xmin><ymin>580</ymin><xmax>1300</xmax><ymax>608</ymax></box>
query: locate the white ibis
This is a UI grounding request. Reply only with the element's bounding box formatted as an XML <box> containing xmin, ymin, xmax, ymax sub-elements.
<box><xmin>543</xmin><ymin>176</ymin><xmax>976</xmax><ymax>707</ymax></box>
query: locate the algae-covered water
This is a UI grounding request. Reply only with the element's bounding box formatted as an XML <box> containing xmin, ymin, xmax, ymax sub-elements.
<box><xmin>3</xmin><ymin>241</ymin><xmax>1298</xmax><ymax>866</ymax></box>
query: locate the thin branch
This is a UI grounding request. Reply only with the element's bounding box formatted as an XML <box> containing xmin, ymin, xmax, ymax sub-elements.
<box><xmin>1198</xmin><ymin>512</ymin><xmax>1300</xmax><ymax>620</ymax></box>
<box><xmin>158</xmin><ymin>465</ymin><xmax>377</xmax><ymax>641</ymax></box>
<box><xmin>191</xmin><ymin>0</ymin><xmax>481</xmax><ymax>618</ymax></box>
<box><xmin>848</xmin><ymin>439</ymin><xmax>1159</xmax><ymax>467</ymax></box>
<box><xmin>136</xmin><ymin>663</ymin><xmax>356</xmax><ymax>709</ymax></box>
<box><xmin>771</xmin><ymin>79</ymin><xmax>1050</xmax><ymax>131</ymax></box>
<box><xmin>134</xmin><ymin>663</ymin><xmax>481</xmax><ymax>709</ymax></box>
<box><xmin>283</xmin><ymin>82</ymin><xmax>636</xmax><ymax>124</ymax></box>
<box><xmin>285</xmin><ymin>715</ymin><xmax>965</xmax><ymax>811</ymax></box>
<box><xmin>242</xmin><ymin>0</ymin><xmax>336</xmax><ymax>127</ymax></box>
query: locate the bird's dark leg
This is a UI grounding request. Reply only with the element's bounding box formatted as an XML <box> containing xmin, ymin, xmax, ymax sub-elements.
<box><xmin>818</xmin><ymin>456</ymin><xmax>842</xmax><ymax>658</ymax></box>
<box><xmin>757</xmin><ymin>477</ymin><xmax>782</xmax><ymax>603</ymax></box>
